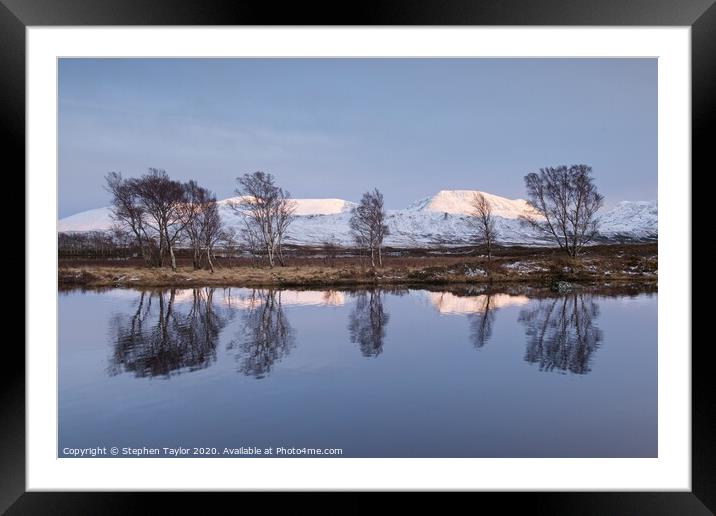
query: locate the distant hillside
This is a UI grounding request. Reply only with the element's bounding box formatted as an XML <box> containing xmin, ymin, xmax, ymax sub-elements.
<box><xmin>59</xmin><ymin>190</ymin><xmax>657</xmax><ymax>247</ymax></box>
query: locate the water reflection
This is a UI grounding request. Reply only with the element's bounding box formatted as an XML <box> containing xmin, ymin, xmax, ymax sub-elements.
<box><xmin>348</xmin><ymin>290</ymin><xmax>390</xmax><ymax>357</ymax></box>
<box><xmin>518</xmin><ymin>293</ymin><xmax>604</xmax><ymax>375</ymax></box>
<box><xmin>228</xmin><ymin>290</ymin><xmax>295</xmax><ymax>379</ymax></box>
<box><xmin>429</xmin><ymin>291</ymin><xmax>528</xmax><ymax>349</ymax></box>
<box><xmin>428</xmin><ymin>291</ymin><xmax>529</xmax><ymax>315</ymax></box>
<box><xmin>105</xmin><ymin>287</ymin><xmax>608</xmax><ymax>378</ymax></box>
<box><xmin>469</xmin><ymin>294</ymin><xmax>496</xmax><ymax>349</ymax></box>
<box><xmin>108</xmin><ymin>288</ymin><xmax>230</xmax><ymax>378</ymax></box>
<box><xmin>223</xmin><ymin>288</ymin><xmax>346</xmax><ymax>308</ymax></box>
<box><xmin>64</xmin><ymin>286</ymin><xmax>656</xmax><ymax>457</ymax></box>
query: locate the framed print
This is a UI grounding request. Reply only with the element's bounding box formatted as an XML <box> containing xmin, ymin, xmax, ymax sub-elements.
<box><xmin>5</xmin><ymin>0</ymin><xmax>712</xmax><ymax>511</ymax></box>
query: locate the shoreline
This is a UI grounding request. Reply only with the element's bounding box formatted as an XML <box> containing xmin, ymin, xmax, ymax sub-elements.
<box><xmin>59</xmin><ymin>258</ymin><xmax>657</xmax><ymax>290</ymax></box>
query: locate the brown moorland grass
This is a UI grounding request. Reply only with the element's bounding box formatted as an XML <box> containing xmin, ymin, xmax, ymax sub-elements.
<box><xmin>59</xmin><ymin>244</ymin><xmax>657</xmax><ymax>289</ymax></box>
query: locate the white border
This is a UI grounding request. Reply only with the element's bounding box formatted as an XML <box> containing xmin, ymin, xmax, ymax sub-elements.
<box><xmin>27</xmin><ymin>27</ymin><xmax>691</xmax><ymax>491</ymax></box>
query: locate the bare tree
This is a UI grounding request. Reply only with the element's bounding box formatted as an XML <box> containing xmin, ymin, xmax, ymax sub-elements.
<box><xmin>106</xmin><ymin>169</ymin><xmax>221</xmax><ymax>270</ymax></box>
<box><xmin>521</xmin><ymin>164</ymin><xmax>604</xmax><ymax>257</ymax></box>
<box><xmin>240</xmin><ymin>219</ymin><xmax>263</xmax><ymax>266</ymax></box>
<box><xmin>183</xmin><ymin>181</ymin><xmax>205</xmax><ymax>270</ymax></box>
<box><xmin>373</xmin><ymin>192</ymin><xmax>390</xmax><ymax>268</ymax></box>
<box><xmin>230</xmin><ymin>171</ymin><xmax>295</xmax><ymax>268</ymax></box>
<box><xmin>132</xmin><ymin>168</ymin><xmax>190</xmax><ymax>271</ymax></box>
<box><xmin>470</xmin><ymin>192</ymin><xmax>497</xmax><ymax>261</ymax></box>
<box><xmin>183</xmin><ymin>181</ymin><xmax>223</xmax><ymax>273</ymax></box>
<box><xmin>273</xmin><ymin>194</ymin><xmax>296</xmax><ymax>266</ymax></box>
<box><xmin>201</xmin><ymin>207</ymin><xmax>223</xmax><ymax>273</ymax></box>
<box><xmin>105</xmin><ymin>172</ymin><xmax>156</xmax><ymax>265</ymax></box>
<box><xmin>349</xmin><ymin>189</ymin><xmax>390</xmax><ymax>268</ymax></box>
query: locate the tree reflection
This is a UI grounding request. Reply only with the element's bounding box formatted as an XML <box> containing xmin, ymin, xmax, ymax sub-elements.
<box><xmin>229</xmin><ymin>290</ymin><xmax>294</xmax><ymax>379</ymax></box>
<box><xmin>518</xmin><ymin>293</ymin><xmax>603</xmax><ymax>374</ymax></box>
<box><xmin>469</xmin><ymin>294</ymin><xmax>496</xmax><ymax>349</ymax></box>
<box><xmin>108</xmin><ymin>288</ymin><xmax>229</xmax><ymax>378</ymax></box>
<box><xmin>348</xmin><ymin>290</ymin><xmax>390</xmax><ymax>357</ymax></box>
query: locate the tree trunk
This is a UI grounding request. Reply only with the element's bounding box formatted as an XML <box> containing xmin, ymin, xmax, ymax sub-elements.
<box><xmin>378</xmin><ymin>246</ymin><xmax>383</xmax><ymax>268</ymax></box>
<box><xmin>157</xmin><ymin>233</ymin><xmax>165</xmax><ymax>267</ymax></box>
<box><xmin>266</xmin><ymin>243</ymin><xmax>274</xmax><ymax>268</ymax></box>
<box><xmin>167</xmin><ymin>236</ymin><xmax>177</xmax><ymax>272</ymax></box>
<box><xmin>370</xmin><ymin>247</ymin><xmax>376</xmax><ymax>268</ymax></box>
<box><xmin>206</xmin><ymin>247</ymin><xmax>214</xmax><ymax>274</ymax></box>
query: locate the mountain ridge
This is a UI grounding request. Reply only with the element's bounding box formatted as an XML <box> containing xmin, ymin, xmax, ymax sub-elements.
<box><xmin>58</xmin><ymin>190</ymin><xmax>657</xmax><ymax>246</ymax></box>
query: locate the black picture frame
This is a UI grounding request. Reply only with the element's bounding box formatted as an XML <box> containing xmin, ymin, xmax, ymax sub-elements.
<box><xmin>4</xmin><ymin>0</ymin><xmax>710</xmax><ymax>511</ymax></box>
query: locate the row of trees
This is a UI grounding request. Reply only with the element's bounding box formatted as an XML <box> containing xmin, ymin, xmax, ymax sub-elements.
<box><xmin>105</xmin><ymin>169</ymin><xmax>222</xmax><ymax>272</ymax></box>
<box><xmin>104</xmin><ymin>163</ymin><xmax>603</xmax><ymax>270</ymax></box>
<box><xmin>106</xmin><ymin>169</ymin><xmax>297</xmax><ymax>271</ymax></box>
<box><xmin>106</xmin><ymin>168</ymin><xmax>392</xmax><ymax>270</ymax></box>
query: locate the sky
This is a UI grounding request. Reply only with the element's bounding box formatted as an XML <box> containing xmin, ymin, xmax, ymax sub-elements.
<box><xmin>58</xmin><ymin>58</ymin><xmax>656</xmax><ymax>217</ymax></box>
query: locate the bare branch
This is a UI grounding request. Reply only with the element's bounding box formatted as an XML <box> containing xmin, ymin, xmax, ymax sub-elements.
<box><xmin>469</xmin><ymin>192</ymin><xmax>497</xmax><ymax>261</ymax></box>
<box><xmin>521</xmin><ymin>165</ymin><xmax>603</xmax><ymax>257</ymax></box>
<box><xmin>231</xmin><ymin>172</ymin><xmax>295</xmax><ymax>268</ymax></box>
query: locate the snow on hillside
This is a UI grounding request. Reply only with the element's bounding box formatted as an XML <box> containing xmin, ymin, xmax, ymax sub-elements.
<box><xmin>57</xmin><ymin>198</ymin><xmax>355</xmax><ymax>233</ymax></box>
<box><xmin>173</xmin><ymin>288</ymin><xmax>347</xmax><ymax>307</ymax></box>
<box><xmin>58</xmin><ymin>190</ymin><xmax>658</xmax><ymax>246</ymax></box>
<box><xmin>58</xmin><ymin>207</ymin><xmax>114</xmax><ymax>232</ymax></box>
<box><xmin>426</xmin><ymin>292</ymin><xmax>530</xmax><ymax>315</ymax></box>
<box><xmin>218</xmin><ymin>196</ymin><xmax>355</xmax><ymax>216</ymax></box>
<box><xmin>598</xmin><ymin>200</ymin><xmax>658</xmax><ymax>239</ymax></box>
<box><xmin>408</xmin><ymin>190</ymin><xmax>533</xmax><ymax>219</ymax></box>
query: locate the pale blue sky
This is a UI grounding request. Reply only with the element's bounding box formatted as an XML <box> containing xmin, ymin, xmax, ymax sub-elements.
<box><xmin>59</xmin><ymin>58</ymin><xmax>656</xmax><ymax>217</ymax></box>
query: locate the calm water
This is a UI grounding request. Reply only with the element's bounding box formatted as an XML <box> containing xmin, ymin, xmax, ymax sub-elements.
<box><xmin>59</xmin><ymin>286</ymin><xmax>657</xmax><ymax>458</ymax></box>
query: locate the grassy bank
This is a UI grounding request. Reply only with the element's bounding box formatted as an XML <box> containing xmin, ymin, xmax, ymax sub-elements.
<box><xmin>59</xmin><ymin>245</ymin><xmax>657</xmax><ymax>289</ymax></box>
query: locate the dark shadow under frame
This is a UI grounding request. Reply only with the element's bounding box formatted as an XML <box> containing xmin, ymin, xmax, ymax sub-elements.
<box><xmin>4</xmin><ymin>0</ymin><xmax>710</xmax><ymax>512</ymax></box>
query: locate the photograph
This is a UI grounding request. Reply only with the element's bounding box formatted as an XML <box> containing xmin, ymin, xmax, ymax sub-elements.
<box><xmin>56</xmin><ymin>57</ymin><xmax>659</xmax><ymax>459</ymax></box>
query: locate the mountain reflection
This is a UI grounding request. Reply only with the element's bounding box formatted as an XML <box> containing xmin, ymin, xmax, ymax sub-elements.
<box><xmin>428</xmin><ymin>290</ymin><xmax>529</xmax><ymax>349</ymax></box>
<box><xmin>348</xmin><ymin>290</ymin><xmax>390</xmax><ymax>357</ymax></box>
<box><xmin>108</xmin><ymin>288</ymin><xmax>229</xmax><ymax>378</ymax></box>
<box><xmin>228</xmin><ymin>289</ymin><xmax>295</xmax><ymax>379</ymax></box>
<box><xmin>518</xmin><ymin>293</ymin><xmax>604</xmax><ymax>375</ymax></box>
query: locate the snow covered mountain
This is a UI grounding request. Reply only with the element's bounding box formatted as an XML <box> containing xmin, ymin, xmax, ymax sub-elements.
<box><xmin>407</xmin><ymin>190</ymin><xmax>532</xmax><ymax>219</ymax></box>
<box><xmin>58</xmin><ymin>206</ymin><xmax>115</xmax><ymax>233</ymax></box>
<box><xmin>58</xmin><ymin>190</ymin><xmax>657</xmax><ymax>247</ymax></box>
<box><xmin>597</xmin><ymin>200</ymin><xmax>658</xmax><ymax>240</ymax></box>
<box><xmin>217</xmin><ymin>196</ymin><xmax>355</xmax><ymax>216</ymax></box>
